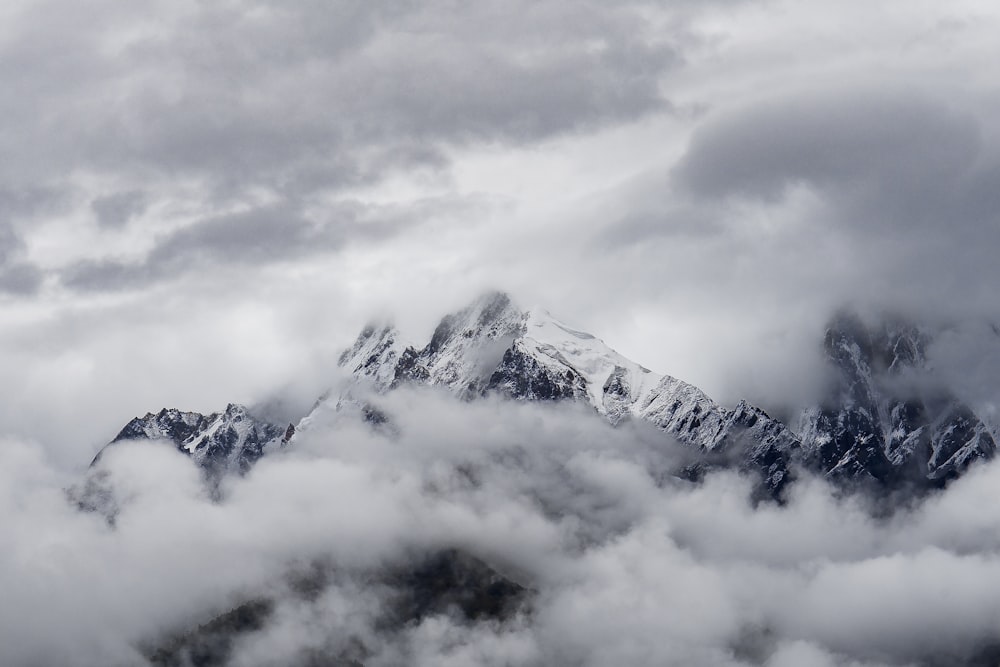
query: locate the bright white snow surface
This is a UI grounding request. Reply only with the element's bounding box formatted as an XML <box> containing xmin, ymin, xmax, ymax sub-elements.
<box><xmin>519</xmin><ymin>306</ymin><xmax>661</xmax><ymax>417</ymax></box>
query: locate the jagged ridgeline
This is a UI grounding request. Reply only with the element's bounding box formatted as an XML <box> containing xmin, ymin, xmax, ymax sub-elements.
<box><xmin>799</xmin><ymin>312</ymin><xmax>995</xmax><ymax>487</ymax></box>
<box><xmin>96</xmin><ymin>404</ymin><xmax>295</xmax><ymax>476</ymax></box>
<box><xmin>92</xmin><ymin>292</ymin><xmax>995</xmax><ymax>499</ymax></box>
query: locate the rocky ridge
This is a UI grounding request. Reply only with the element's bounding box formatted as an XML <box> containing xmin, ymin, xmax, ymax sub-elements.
<box><xmin>798</xmin><ymin>312</ymin><xmax>995</xmax><ymax>488</ymax></box>
<box><xmin>98</xmin><ymin>404</ymin><xmax>294</xmax><ymax>476</ymax></box>
<box><xmin>94</xmin><ymin>292</ymin><xmax>996</xmax><ymax>498</ymax></box>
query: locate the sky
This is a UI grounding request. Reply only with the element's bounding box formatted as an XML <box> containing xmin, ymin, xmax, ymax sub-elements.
<box><xmin>2</xmin><ymin>0</ymin><xmax>1000</xmax><ymax>462</ymax></box>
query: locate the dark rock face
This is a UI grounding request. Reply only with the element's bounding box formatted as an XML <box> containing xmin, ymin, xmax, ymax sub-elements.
<box><xmin>634</xmin><ymin>375</ymin><xmax>801</xmax><ymax>500</ymax></box>
<box><xmin>392</xmin><ymin>346</ymin><xmax>430</xmax><ymax>386</ymax></box>
<box><xmin>801</xmin><ymin>314</ymin><xmax>995</xmax><ymax>489</ymax></box>
<box><xmin>197</xmin><ymin>405</ymin><xmax>288</xmax><ymax>474</ymax></box>
<box><xmin>807</xmin><ymin>314</ymin><xmax>892</xmax><ymax>481</ymax></box>
<box><xmin>713</xmin><ymin>402</ymin><xmax>800</xmax><ymax>500</ymax></box>
<box><xmin>666</xmin><ymin>402</ymin><xmax>801</xmax><ymax>502</ymax></box>
<box><xmin>926</xmin><ymin>402</ymin><xmax>996</xmax><ymax>481</ymax></box>
<box><xmin>885</xmin><ymin>398</ymin><xmax>929</xmax><ymax>472</ymax></box>
<box><xmin>486</xmin><ymin>345</ymin><xmax>588</xmax><ymax>401</ymax></box>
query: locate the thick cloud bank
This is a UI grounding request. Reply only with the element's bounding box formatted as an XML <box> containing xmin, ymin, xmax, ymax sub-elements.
<box><xmin>5</xmin><ymin>390</ymin><xmax>1000</xmax><ymax>666</ymax></box>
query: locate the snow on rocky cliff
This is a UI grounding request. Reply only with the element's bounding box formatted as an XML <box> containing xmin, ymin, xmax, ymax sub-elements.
<box><xmin>96</xmin><ymin>292</ymin><xmax>995</xmax><ymax>497</ymax></box>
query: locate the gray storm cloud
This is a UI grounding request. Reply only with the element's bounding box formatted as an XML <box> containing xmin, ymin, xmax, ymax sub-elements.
<box><xmin>674</xmin><ymin>91</ymin><xmax>984</xmax><ymax>209</ymax></box>
<box><xmin>669</xmin><ymin>86</ymin><xmax>1000</xmax><ymax>304</ymax></box>
<box><xmin>1</xmin><ymin>0</ymin><xmax>677</xmax><ymax>202</ymax></box>
<box><xmin>0</xmin><ymin>0</ymin><xmax>684</xmax><ymax>313</ymax></box>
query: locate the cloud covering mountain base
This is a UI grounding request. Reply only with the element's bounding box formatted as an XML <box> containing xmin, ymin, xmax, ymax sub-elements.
<box><xmin>6</xmin><ymin>390</ymin><xmax>1000</xmax><ymax>666</ymax></box>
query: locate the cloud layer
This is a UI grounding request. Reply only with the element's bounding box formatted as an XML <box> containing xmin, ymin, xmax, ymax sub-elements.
<box><xmin>6</xmin><ymin>392</ymin><xmax>1000</xmax><ymax>665</ymax></box>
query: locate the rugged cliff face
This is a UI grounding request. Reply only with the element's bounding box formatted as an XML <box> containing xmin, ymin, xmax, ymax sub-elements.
<box><xmin>798</xmin><ymin>313</ymin><xmax>995</xmax><ymax>489</ymax></box>
<box><xmin>94</xmin><ymin>292</ymin><xmax>995</xmax><ymax>499</ymax></box>
<box><xmin>99</xmin><ymin>404</ymin><xmax>293</xmax><ymax>476</ymax></box>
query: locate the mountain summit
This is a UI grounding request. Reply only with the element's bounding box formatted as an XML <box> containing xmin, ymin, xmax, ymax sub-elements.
<box><xmin>331</xmin><ymin>290</ymin><xmax>799</xmax><ymax>496</ymax></box>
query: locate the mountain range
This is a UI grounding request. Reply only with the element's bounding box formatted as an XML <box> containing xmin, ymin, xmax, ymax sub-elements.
<box><xmin>94</xmin><ymin>291</ymin><xmax>996</xmax><ymax>500</ymax></box>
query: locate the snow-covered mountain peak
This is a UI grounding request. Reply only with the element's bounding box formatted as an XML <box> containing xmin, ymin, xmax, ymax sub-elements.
<box><xmin>440</xmin><ymin>290</ymin><xmax>522</xmax><ymax>333</ymax></box>
<box><xmin>100</xmin><ymin>403</ymin><xmax>290</xmax><ymax>475</ymax></box>
<box><xmin>324</xmin><ymin>292</ymin><xmax>800</xmax><ymax>496</ymax></box>
<box><xmin>417</xmin><ymin>291</ymin><xmax>527</xmax><ymax>394</ymax></box>
<box><xmin>335</xmin><ymin>293</ymin><xmax>664</xmax><ymax>407</ymax></box>
<box><xmin>333</xmin><ymin>293</ymin><xmax>777</xmax><ymax>434</ymax></box>
<box><xmin>338</xmin><ymin>321</ymin><xmax>408</xmax><ymax>392</ymax></box>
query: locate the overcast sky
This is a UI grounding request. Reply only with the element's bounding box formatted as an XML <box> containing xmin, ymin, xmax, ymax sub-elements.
<box><xmin>2</xmin><ymin>0</ymin><xmax>1000</xmax><ymax>463</ymax></box>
